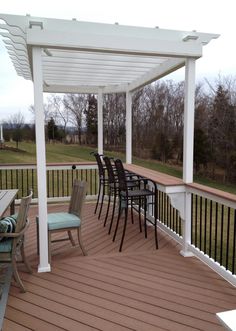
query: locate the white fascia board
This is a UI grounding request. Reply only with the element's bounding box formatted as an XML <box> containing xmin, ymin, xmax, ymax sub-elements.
<box><xmin>43</xmin><ymin>83</ymin><xmax>129</xmax><ymax>94</ymax></box>
<box><xmin>26</xmin><ymin>28</ymin><xmax>203</xmax><ymax>58</ymax></box>
<box><xmin>103</xmin><ymin>84</ymin><xmax>128</xmax><ymax>94</ymax></box>
<box><xmin>43</xmin><ymin>84</ymin><xmax>100</xmax><ymax>94</ymax></box>
<box><xmin>0</xmin><ymin>14</ymin><xmax>219</xmax><ymax>46</ymax></box>
<box><xmin>127</xmin><ymin>58</ymin><xmax>186</xmax><ymax>92</ymax></box>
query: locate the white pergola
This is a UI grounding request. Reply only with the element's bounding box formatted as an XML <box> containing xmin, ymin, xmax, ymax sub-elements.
<box><xmin>0</xmin><ymin>14</ymin><xmax>219</xmax><ymax>272</ymax></box>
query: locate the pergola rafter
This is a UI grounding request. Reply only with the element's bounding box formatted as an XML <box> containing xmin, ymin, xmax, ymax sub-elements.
<box><xmin>0</xmin><ymin>13</ymin><xmax>219</xmax><ymax>272</ymax></box>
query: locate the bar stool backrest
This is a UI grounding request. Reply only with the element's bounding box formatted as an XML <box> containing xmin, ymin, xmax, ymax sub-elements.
<box><xmin>114</xmin><ymin>159</ymin><xmax>128</xmax><ymax>192</ymax></box>
<box><xmin>103</xmin><ymin>156</ymin><xmax>116</xmax><ymax>184</ymax></box>
<box><xmin>94</xmin><ymin>153</ymin><xmax>105</xmax><ymax>179</ymax></box>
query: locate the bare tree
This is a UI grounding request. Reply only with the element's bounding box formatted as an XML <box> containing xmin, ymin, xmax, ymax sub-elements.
<box><xmin>7</xmin><ymin>111</ymin><xmax>25</xmax><ymax>149</ymax></box>
<box><xmin>28</xmin><ymin>102</ymin><xmax>54</xmax><ymax>124</ymax></box>
<box><xmin>63</xmin><ymin>94</ymin><xmax>88</xmax><ymax>144</ymax></box>
<box><xmin>103</xmin><ymin>93</ymin><xmax>126</xmax><ymax>150</ymax></box>
<box><xmin>47</xmin><ymin>94</ymin><xmax>70</xmax><ymax>135</ymax></box>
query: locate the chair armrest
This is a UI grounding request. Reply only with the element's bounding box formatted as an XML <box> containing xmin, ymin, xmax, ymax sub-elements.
<box><xmin>0</xmin><ymin>219</ymin><xmax>30</xmax><ymax>238</ymax></box>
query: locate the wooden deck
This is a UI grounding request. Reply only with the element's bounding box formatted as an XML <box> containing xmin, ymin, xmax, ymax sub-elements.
<box><xmin>2</xmin><ymin>202</ymin><xmax>236</xmax><ymax>331</ymax></box>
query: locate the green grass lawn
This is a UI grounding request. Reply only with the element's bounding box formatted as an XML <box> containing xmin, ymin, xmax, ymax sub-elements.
<box><xmin>1</xmin><ymin>141</ymin><xmax>236</xmax><ymax>194</ymax></box>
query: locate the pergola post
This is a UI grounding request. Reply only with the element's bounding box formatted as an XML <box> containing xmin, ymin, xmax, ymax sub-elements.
<box><xmin>97</xmin><ymin>89</ymin><xmax>103</xmax><ymax>155</ymax></box>
<box><xmin>126</xmin><ymin>91</ymin><xmax>132</xmax><ymax>164</ymax></box>
<box><xmin>32</xmin><ymin>46</ymin><xmax>50</xmax><ymax>272</ymax></box>
<box><xmin>181</xmin><ymin>58</ymin><xmax>196</xmax><ymax>257</ymax></box>
<box><xmin>183</xmin><ymin>58</ymin><xmax>196</xmax><ymax>184</ymax></box>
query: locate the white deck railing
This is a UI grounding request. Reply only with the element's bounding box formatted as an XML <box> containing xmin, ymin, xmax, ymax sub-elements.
<box><xmin>0</xmin><ymin>163</ymin><xmax>235</xmax><ymax>285</ymax></box>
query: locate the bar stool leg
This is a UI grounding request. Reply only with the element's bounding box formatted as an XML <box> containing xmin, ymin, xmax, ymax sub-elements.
<box><xmin>113</xmin><ymin>199</ymin><xmax>122</xmax><ymax>242</ymax></box>
<box><xmin>98</xmin><ymin>183</ymin><xmax>105</xmax><ymax>219</ymax></box>
<box><xmin>131</xmin><ymin>197</ymin><xmax>134</xmax><ymax>224</ymax></box>
<box><xmin>154</xmin><ymin>187</ymin><xmax>159</xmax><ymax>249</ymax></box>
<box><xmin>108</xmin><ymin>191</ymin><xmax>117</xmax><ymax>234</ymax></box>
<box><xmin>104</xmin><ymin>186</ymin><xmax>112</xmax><ymax>227</ymax></box>
<box><xmin>138</xmin><ymin>197</ymin><xmax>142</xmax><ymax>232</ymax></box>
<box><xmin>95</xmin><ymin>179</ymin><xmax>102</xmax><ymax>214</ymax></box>
<box><xmin>144</xmin><ymin>197</ymin><xmax>147</xmax><ymax>238</ymax></box>
<box><xmin>119</xmin><ymin>207</ymin><xmax>128</xmax><ymax>252</ymax></box>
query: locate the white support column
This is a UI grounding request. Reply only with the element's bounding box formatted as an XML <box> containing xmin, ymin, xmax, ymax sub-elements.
<box><xmin>181</xmin><ymin>58</ymin><xmax>196</xmax><ymax>257</ymax></box>
<box><xmin>126</xmin><ymin>91</ymin><xmax>132</xmax><ymax>164</ymax></box>
<box><xmin>183</xmin><ymin>58</ymin><xmax>196</xmax><ymax>183</ymax></box>
<box><xmin>97</xmin><ymin>89</ymin><xmax>103</xmax><ymax>155</ymax></box>
<box><xmin>180</xmin><ymin>191</ymin><xmax>194</xmax><ymax>257</ymax></box>
<box><xmin>32</xmin><ymin>47</ymin><xmax>50</xmax><ymax>273</ymax></box>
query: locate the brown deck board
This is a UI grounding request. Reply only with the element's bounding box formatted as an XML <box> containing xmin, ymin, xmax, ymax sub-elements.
<box><xmin>3</xmin><ymin>202</ymin><xmax>236</xmax><ymax>330</ymax></box>
<box><xmin>2</xmin><ymin>318</ymin><xmax>32</xmax><ymax>331</ymax></box>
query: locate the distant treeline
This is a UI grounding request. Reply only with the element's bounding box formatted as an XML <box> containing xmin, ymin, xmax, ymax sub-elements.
<box><xmin>2</xmin><ymin>76</ymin><xmax>236</xmax><ymax>184</ymax></box>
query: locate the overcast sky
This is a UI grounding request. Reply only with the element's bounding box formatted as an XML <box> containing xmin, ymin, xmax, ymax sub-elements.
<box><xmin>0</xmin><ymin>0</ymin><xmax>236</xmax><ymax>122</ymax></box>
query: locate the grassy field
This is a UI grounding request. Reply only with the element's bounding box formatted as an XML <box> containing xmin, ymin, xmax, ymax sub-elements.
<box><xmin>1</xmin><ymin>141</ymin><xmax>236</xmax><ymax>194</ymax></box>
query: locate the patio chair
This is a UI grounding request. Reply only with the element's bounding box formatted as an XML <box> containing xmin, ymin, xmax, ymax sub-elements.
<box><xmin>103</xmin><ymin>156</ymin><xmax>139</xmax><ymax>234</ymax></box>
<box><xmin>36</xmin><ymin>180</ymin><xmax>87</xmax><ymax>263</ymax></box>
<box><xmin>0</xmin><ymin>191</ymin><xmax>33</xmax><ymax>292</ymax></box>
<box><xmin>102</xmin><ymin>156</ymin><xmax>119</xmax><ymax>233</ymax></box>
<box><xmin>93</xmin><ymin>152</ymin><xmax>109</xmax><ymax>219</ymax></box>
<box><xmin>113</xmin><ymin>159</ymin><xmax>158</xmax><ymax>252</ymax></box>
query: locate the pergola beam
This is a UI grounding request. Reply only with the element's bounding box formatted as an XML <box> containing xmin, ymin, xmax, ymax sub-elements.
<box><xmin>128</xmin><ymin>58</ymin><xmax>185</xmax><ymax>92</ymax></box>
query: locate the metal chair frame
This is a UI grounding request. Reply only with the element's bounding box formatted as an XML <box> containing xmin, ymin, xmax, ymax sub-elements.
<box><xmin>113</xmin><ymin>159</ymin><xmax>158</xmax><ymax>252</ymax></box>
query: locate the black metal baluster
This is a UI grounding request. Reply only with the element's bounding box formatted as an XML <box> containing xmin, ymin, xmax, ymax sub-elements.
<box><xmin>10</xmin><ymin>169</ymin><xmax>13</xmax><ymax>189</ymax></box>
<box><xmin>32</xmin><ymin>169</ymin><xmax>34</xmax><ymax>198</ymax></box>
<box><xmin>226</xmin><ymin>207</ymin><xmax>231</xmax><ymax>270</ymax></box>
<box><xmin>16</xmin><ymin>169</ymin><xmax>19</xmax><ymax>194</ymax></box>
<box><xmin>199</xmin><ymin>196</ymin><xmax>203</xmax><ymax>250</ymax></box>
<box><xmin>164</xmin><ymin>193</ymin><xmax>167</xmax><ymax>225</ymax></box>
<box><xmin>62</xmin><ymin>170</ymin><xmax>64</xmax><ymax>197</ymax></box>
<box><xmin>178</xmin><ymin>213</ymin><xmax>182</xmax><ymax>236</ymax></box>
<box><xmin>209</xmin><ymin>200</ymin><xmax>213</xmax><ymax>257</ymax></box>
<box><xmin>5</xmin><ymin>170</ymin><xmax>8</xmax><ymax>189</ymax></box>
<box><xmin>191</xmin><ymin>194</ymin><xmax>193</xmax><ymax>243</ymax></box>
<box><xmin>172</xmin><ymin>207</ymin><xmax>175</xmax><ymax>233</ymax></box>
<box><xmin>195</xmin><ymin>195</ymin><xmax>198</xmax><ymax>246</ymax></box>
<box><xmin>26</xmin><ymin>169</ymin><xmax>29</xmax><ymax>192</ymax></box>
<box><xmin>203</xmin><ymin>198</ymin><xmax>207</xmax><ymax>253</ymax></box>
<box><xmin>156</xmin><ymin>188</ymin><xmax>159</xmax><ymax>224</ymax></box>
<box><xmin>89</xmin><ymin>169</ymin><xmax>93</xmax><ymax>194</ymax></box>
<box><xmin>232</xmin><ymin>210</ymin><xmax>236</xmax><ymax>275</ymax></box>
<box><xmin>52</xmin><ymin>170</ymin><xmax>55</xmax><ymax>197</ymax></box>
<box><xmin>94</xmin><ymin>169</ymin><xmax>97</xmax><ymax>195</ymax></box>
<box><xmin>220</xmin><ymin>205</ymin><xmax>224</xmax><ymax>266</ymax></box>
<box><xmin>214</xmin><ymin>203</ymin><xmax>218</xmax><ymax>262</ymax></box>
<box><xmin>57</xmin><ymin>169</ymin><xmax>59</xmax><ymax>198</ymax></box>
<box><xmin>164</xmin><ymin>194</ymin><xmax>167</xmax><ymax>227</ymax></box>
<box><xmin>47</xmin><ymin>170</ymin><xmax>49</xmax><ymax>197</ymax></box>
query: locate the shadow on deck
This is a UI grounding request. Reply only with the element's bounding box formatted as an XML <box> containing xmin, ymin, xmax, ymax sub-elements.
<box><xmin>2</xmin><ymin>202</ymin><xmax>236</xmax><ymax>330</ymax></box>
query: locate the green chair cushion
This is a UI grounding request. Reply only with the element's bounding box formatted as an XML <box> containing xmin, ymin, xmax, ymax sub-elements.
<box><xmin>0</xmin><ymin>239</ymin><xmax>13</xmax><ymax>253</ymax></box>
<box><xmin>47</xmin><ymin>212</ymin><xmax>81</xmax><ymax>231</ymax></box>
